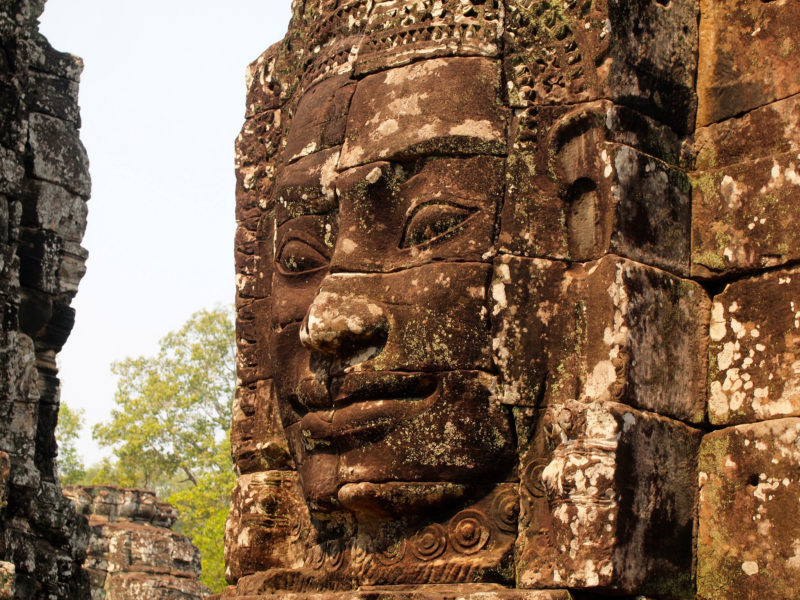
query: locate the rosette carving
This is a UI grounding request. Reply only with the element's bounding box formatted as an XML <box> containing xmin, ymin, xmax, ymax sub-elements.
<box><xmin>523</xmin><ymin>459</ymin><xmax>548</xmax><ymax>499</ymax></box>
<box><xmin>447</xmin><ymin>509</ymin><xmax>490</xmax><ymax>554</ymax></box>
<box><xmin>491</xmin><ymin>488</ymin><xmax>520</xmax><ymax>534</ymax></box>
<box><xmin>410</xmin><ymin>524</ymin><xmax>447</xmax><ymax>561</ymax></box>
<box><xmin>375</xmin><ymin>538</ymin><xmax>406</xmax><ymax>566</ymax></box>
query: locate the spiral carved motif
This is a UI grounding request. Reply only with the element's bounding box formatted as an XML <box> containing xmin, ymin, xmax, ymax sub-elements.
<box><xmin>410</xmin><ymin>523</ymin><xmax>447</xmax><ymax>561</ymax></box>
<box><xmin>491</xmin><ymin>488</ymin><xmax>520</xmax><ymax>534</ymax></box>
<box><xmin>375</xmin><ymin>538</ymin><xmax>406</xmax><ymax>566</ymax></box>
<box><xmin>523</xmin><ymin>460</ymin><xmax>549</xmax><ymax>499</ymax></box>
<box><xmin>447</xmin><ymin>509</ymin><xmax>490</xmax><ymax>555</ymax></box>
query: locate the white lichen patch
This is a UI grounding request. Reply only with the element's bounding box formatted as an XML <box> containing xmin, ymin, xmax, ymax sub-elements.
<box><xmin>584</xmin><ymin>263</ymin><xmax>628</xmax><ymax>402</ymax></box>
<box><xmin>721</xmin><ymin>174</ymin><xmax>744</xmax><ymax>209</ymax></box>
<box><xmin>340</xmin><ymin>238</ymin><xmax>357</xmax><ymax>254</ymax></box>
<box><xmin>319</xmin><ymin>151</ymin><xmax>340</xmax><ymax>201</ymax></box>
<box><xmin>448</xmin><ymin>119</ymin><xmax>503</xmax><ymax>141</ymax></box>
<box><xmin>710</xmin><ymin>301</ymin><xmax>727</xmax><ymax>341</ymax></box>
<box><xmin>741</xmin><ymin>561</ymin><xmax>759</xmax><ymax>576</ymax></box>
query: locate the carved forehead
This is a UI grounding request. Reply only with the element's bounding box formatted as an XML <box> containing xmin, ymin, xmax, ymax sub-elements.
<box><xmin>339</xmin><ymin>57</ymin><xmax>509</xmax><ymax>168</ymax></box>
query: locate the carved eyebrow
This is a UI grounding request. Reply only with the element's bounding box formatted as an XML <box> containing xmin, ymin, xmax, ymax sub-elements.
<box><xmin>402</xmin><ymin>198</ymin><xmax>477</xmax><ymax>220</ymax></box>
<box><xmin>274</xmin><ymin>185</ymin><xmax>338</xmax><ymax>225</ymax></box>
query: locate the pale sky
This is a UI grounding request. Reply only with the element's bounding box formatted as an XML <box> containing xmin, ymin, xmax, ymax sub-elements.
<box><xmin>39</xmin><ymin>0</ymin><xmax>292</xmax><ymax>460</ymax></box>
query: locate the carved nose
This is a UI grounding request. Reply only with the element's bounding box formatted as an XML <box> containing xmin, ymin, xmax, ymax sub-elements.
<box><xmin>300</xmin><ymin>291</ymin><xmax>389</xmax><ymax>363</ymax></box>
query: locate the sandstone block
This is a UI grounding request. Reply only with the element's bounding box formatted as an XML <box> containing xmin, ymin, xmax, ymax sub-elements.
<box><xmin>696</xmin><ymin>0</ymin><xmax>800</xmax><ymax>126</ymax></box>
<box><xmin>27</xmin><ymin>112</ymin><xmax>90</xmax><ymax>198</ymax></box>
<box><xmin>284</xmin><ymin>75</ymin><xmax>354</xmax><ymax>163</ymax></box>
<box><xmin>21</xmin><ymin>180</ymin><xmax>87</xmax><ymax>242</ymax></box>
<box><xmin>230</xmin><ymin>379</ymin><xmax>293</xmax><ymax>475</ymax></box>
<box><xmin>501</xmin><ymin>103</ymin><xmax>691</xmax><ymax>273</ymax></box>
<box><xmin>339</xmin><ymin>57</ymin><xmax>508</xmax><ymax>169</ymax></box>
<box><xmin>708</xmin><ymin>266</ymin><xmax>800</xmax><ymax>425</ymax></box>
<box><xmin>504</xmin><ymin>0</ymin><xmax>699</xmax><ymax>133</ymax></box>
<box><xmin>694</xmin><ymin>93</ymin><xmax>800</xmax><ymax>172</ymax></box>
<box><xmin>225</xmin><ymin>471</ymin><xmax>311</xmax><ymax>582</ymax></box>
<box><xmin>691</xmin><ymin>93</ymin><xmax>800</xmax><ymax>277</ymax></box>
<box><xmin>518</xmin><ymin>400</ymin><xmax>701</xmax><ymax>597</ymax></box>
<box><xmin>492</xmin><ymin>255</ymin><xmax>710</xmax><ymax>423</ymax></box>
<box><xmin>26</xmin><ymin>70</ymin><xmax>81</xmax><ymax>126</ymax></box>
<box><xmin>697</xmin><ymin>418</ymin><xmax>800</xmax><ymax>599</ymax></box>
<box><xmin>692</xmin><ymin>152</ymin><xmax>800</xmax><ymax>276</ymax></box>
<box><xmin>89</xmin><ymin>520</ymin><xmax>200</xmax><ymax>577</ymax></box>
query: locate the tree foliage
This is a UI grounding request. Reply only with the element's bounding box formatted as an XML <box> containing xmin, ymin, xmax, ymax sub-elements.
<box><xmin>56</xmin><ymin>402</ymin><xmax>87</xmax><ymax>485</ymax></box>
<box><xmin>77</xmin><ymin>306</ymin><xmax>236</xmax><ymax>592</ymax></box>
<box><xmin>93</xmin><ymin>307</ymin><xmax>235</xmax><ymax>493</ymax></box>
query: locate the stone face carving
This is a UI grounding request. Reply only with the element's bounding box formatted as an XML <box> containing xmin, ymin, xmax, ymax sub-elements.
<box><xmin>63</xmin><ymin>486</ymin><xmax>209</xmax><ymax>600</ymax></box>
<box><xmin>0</xmin><ymin>1</ymin><xmax>91</xmax><ymax>598</ymax></box>
<box><xmin>228</xmin><ymin>1</ymin><xmax>800</xmax><ymax>599</ymax></box>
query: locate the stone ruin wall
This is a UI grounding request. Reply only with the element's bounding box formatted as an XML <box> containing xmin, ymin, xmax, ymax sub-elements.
<box><xmin>0</xmin><ymin>0</ymin><xmax>90</xmax><ymax>598</ymax></box>
<box><xmin>225</xmin><ymin>1</ymin><xmax>800</xmax><ymax>599</ymax></box>
<box><xmin>64</xmin><ymin>486</ymin><xmax>209</xmax><ymax>600</ymax></box>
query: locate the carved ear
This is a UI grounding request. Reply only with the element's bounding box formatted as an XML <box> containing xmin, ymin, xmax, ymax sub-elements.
<box><xmin>547</xmin><ymin>109</ymin><xmax>611</xmax><ymax>261</ymax></box>
<box><xmin>548</xmin><ymin>109</ymin><xmax>607</xmax><ymax>185</ymax></box>
<box><xmin>565</xmin><ymin>177</ymin><xmax>600</xmax><ymax>261</ymax></box>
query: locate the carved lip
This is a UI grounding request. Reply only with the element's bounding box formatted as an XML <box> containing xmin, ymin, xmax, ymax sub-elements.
<box><xmin>299</xmin><ymin>372</ymin><xmax>439</xmax><ymax>441</ymax></box>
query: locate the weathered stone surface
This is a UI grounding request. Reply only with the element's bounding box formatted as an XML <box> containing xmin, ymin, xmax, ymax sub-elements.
<box><xmin>501</xmin><ymin>101</ymin><xmax>691</xmax><ymax>274</ymax></box>
<box><xmin>230</xmin><ymin>380</ymin><xmax>292</xmax><ymax>476</ymax></box>
<box><xmin>284</xmin><ymin>76</ymin><xmax>355</xmax><ymax>164</ymax></box>
<box><xmin>354</xmin><ymin>0</ymin><xmax>504</xmax><ymax>76</ymax></box>
<box><xmin>517</xmin><ymin>400</ymin><xmax>701</xmax><ymax>597</ymax></box>
<box><xmin>0</xmin><ymin>1</ymin><xmax>91</xmax><ymax>597</ymax></box>
<box><xmin>492</xmin><ymin>255</ymin><xmax>709</xmax><ymax>422</ymax></box>
<box><xmin>219</xmin><ymin>586</ymin><xmax>574</xmax><ymax>599</ymax></box>
<box><xmin>696</xmin><ymin>0</ymin><xmax>800</xmax><ymax>127</ymax></box>
<box><xmin>697</xmin><ymin>418</ymin><xmax>800</xmax><ymax>600</ymax></box>
<box><xmin>691</xmin><ymin>94</ymin><xmax>800</xmax><ymax>277</ymax></box>
<box><xmin>63</xmin><ymin>486</ymin><xmax>208</xmax><ymax>600</ymax></box>
<box><xmin>224</xmin><ymin>471</ymin><xmax>310</xmax><ymax>582</ymax></box>
<box><xmin>229</xmin><ymin>1</ymin><xmax>800</xmax><ymax>598</ymax></box>
<box><xmin>708</xmin><ymin>266</ymin><xmax>800</xmax><ymax>425</ymax></box>
<box><xmin>339</xmin><ymin>57</ymin><xmax>508</xmax><ymax>169</ymax></box>
<box><xmin>504</xmin><ymin>0</ymin><xmax>699</xmax><ymax>133</ymax></box>
<box><xmin>65</xmin><ymin>486</ymin><xmax>178</xmax><ymax>528</ymax></box>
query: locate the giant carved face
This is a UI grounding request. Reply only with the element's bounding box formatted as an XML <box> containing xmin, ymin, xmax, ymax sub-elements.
<box><xmin>232</xmin><ymin>1</ymin><xmax>710</xmax><ymax>593</ymax></box>
<box><xmin>269</xmin><ymin>57</ymin><xmax>516</xmax><ymax>517</ymax></box>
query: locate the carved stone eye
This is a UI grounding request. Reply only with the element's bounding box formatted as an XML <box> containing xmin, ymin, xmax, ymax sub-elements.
<box><xmin>276</xmin><ymin>239</ymin><xmax>328</xmax><ymax>275</ymax></box>
<box><xmin>401</xmin><ymin>203</ymin><xmax>474</xmax><ymax>249</ymax></box>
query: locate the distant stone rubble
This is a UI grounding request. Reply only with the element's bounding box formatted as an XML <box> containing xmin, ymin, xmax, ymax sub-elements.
<box><xmin>64</xmin><ymin>486</ymin><xmax>209</xmax><ymax>600</ymax></box>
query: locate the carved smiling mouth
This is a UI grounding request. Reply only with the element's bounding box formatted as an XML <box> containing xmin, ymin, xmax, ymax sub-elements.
<box><xmin>299</xmin><ymin>371</ymin><xmax>439</xmax><ymax>443</ymax></box>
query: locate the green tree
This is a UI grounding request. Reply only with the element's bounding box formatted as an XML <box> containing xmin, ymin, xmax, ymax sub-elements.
<box><xmin>56</xmin><ymin>402</ymin><xmax>87</xmax><ymax>485</ymax></box>
<box><xmin>91</xmin><ymin>306</ymin><xmax>236</xmax><ymax>592</ymax></box>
